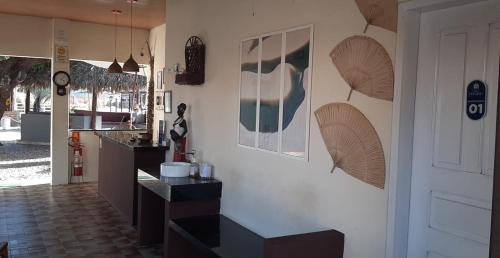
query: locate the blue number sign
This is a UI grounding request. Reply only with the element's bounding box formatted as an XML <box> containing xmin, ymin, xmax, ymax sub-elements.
<box><xmin>466</xmin><ymin>80</ymin><xmax>487</xmax><ymax>120</ymax></box>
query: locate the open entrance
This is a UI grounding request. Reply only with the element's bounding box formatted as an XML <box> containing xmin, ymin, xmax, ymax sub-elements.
<box><xmin>0</xmin><ymin>55</ymin><xmax>52</xmax><ymax>187</ymax></box>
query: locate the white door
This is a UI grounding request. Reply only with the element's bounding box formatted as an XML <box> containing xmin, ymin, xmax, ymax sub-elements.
<box><xmin>408</xmin><ymin>2</ymin><xmax>500</xmax><ymax>258</ymax></box>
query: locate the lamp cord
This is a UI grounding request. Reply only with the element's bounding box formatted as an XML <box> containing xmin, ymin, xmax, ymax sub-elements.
<box><xmin>114</xmin><ymin>13</ymin><xmax>117</xmax><ymax>58</ymax></box>
<box><xmin>130</xmin><ymin>0</ymin><xmax>133</xmax><ymax>53</ymax></box>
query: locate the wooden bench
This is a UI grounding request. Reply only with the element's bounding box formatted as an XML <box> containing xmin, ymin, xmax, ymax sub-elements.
<box><xmin>0</xmin><ymin>242</ymin><xmax>8</xmax><ymax>258</ymax></box>
<box><xmin>167</xmin><ymin>215</ymin><xmax>344</xmax><ymax>258</ymax></box>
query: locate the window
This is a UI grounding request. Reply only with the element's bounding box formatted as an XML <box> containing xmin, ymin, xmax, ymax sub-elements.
<box><xmin>68</xmin><ymin>59</ymin><xmax>150</xmax><ymax>130</ymax></box>
<box><xmin>238</xmin><ymin>25</ymin><xmax>313</xmax><ymax>160</ymax></box>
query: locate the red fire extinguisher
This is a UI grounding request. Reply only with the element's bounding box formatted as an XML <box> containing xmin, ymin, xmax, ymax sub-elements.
<box><xmin>69</xmin><ymin>132</ymin><xmax>84</xmax><ymax>181</ymax></box>
<box><xmin>73</xmin><ymin>147</ymin><xmax>83</xmax><ymax>176</ymax></box>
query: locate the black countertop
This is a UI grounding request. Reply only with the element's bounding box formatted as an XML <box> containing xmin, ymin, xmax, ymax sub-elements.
<box><xmin>97</xmin><ymin>131</ymin><xmax>169</xmax><ymax>151</ymax></box>
<box><xmin>169</xmin><ymin>215</ymin><xmax>265</xmax><ymax>258</ymax></box>
<box><xmin>137</xmin><ymin>166</ymin><xmax>222</xmax><ymax>202</ymax></box>
<box><xmin>69</xmin><ymin>129</ymin><xmax>144</xmax><ymax>132</ymax></box>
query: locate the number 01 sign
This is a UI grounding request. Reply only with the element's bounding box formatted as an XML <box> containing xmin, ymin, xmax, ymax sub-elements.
<box><xmin>466</xmin><ymin>80</ymin><xmax>487</xmax><ymax>121</ymax></box>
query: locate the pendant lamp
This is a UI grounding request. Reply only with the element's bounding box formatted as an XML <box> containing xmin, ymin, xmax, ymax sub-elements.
<box><xmin>108</xmin><ymin>9</ymin><xmax>123</xmax><ymax>73</ymax></box>
<box><xmin>123</xmin><ymin>0</ymin><xmax>139</xmax><ymax>72</ymax></box>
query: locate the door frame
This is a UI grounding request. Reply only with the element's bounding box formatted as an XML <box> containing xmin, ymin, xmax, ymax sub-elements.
<box><xmin>386</xmin><ymin>0</ymin><xmax>495</xmax><ymax>258</ymax></box>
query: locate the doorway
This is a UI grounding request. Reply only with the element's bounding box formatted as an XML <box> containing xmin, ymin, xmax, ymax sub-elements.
<box><xmin>0</xmin><ymin>55</ymin><xmax>52</xmax><ymax>187</ymax></box>
<box><xmin>388</xmin><ymin>1</ymin><xmax>500</xmax><ymax>258</ymax></box>
<box><xmin>408</xmin><ymin>3</ymin><xmax>500</xmax><ymax>257</ymax></box>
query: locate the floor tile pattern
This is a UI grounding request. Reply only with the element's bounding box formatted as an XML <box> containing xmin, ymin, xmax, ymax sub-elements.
<box><xmin>0</xmin><ymin>183</ymin><xmax>162</xmax><ymax>258</ymax></box>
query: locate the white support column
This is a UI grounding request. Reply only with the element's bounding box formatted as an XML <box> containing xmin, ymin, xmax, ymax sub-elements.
<box><xmin>51</xmin><ymin>18</ymin><xmax>70</xmax><ymax>185</ymax></box>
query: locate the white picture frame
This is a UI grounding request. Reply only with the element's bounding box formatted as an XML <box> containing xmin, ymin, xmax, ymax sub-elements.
<box><xmin>156</xmin><ymin>70</ymin><xmax>164</xmax><ymax>90</ymax></box>
<box><xmin>155</xmin><ymin>92</ymin><xmax>164</xmax><ymax>110</ymax></box>
<box><xmin>164</xmin><ymin>91</ymin><xmax>172</xmax><ymax>113</ymax></box>
<box><xmin>237</xmin><ymin>24</ymin><xmax>314</xmax><ymax>161</ymax></box>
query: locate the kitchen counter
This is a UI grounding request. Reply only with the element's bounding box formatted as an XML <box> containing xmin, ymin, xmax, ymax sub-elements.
<box><xmin>137</xmin><ymin>167</ymin><xmax>222</xmax><ymax>202</ymax></box>
<box><xmin>97</xmin><ymin>131</ymin><xmax>168</xmax><ymax>226</ymax></box>
<box><xmin>96</xmin><ymin>131</ymin><xmax>169</xmax><ymax>151</ymax></box>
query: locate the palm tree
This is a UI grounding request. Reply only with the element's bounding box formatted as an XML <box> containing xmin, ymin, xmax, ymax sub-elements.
<box><xmin>0</xmin><ymin>56</ymin><xmax>51</xmax><ymax>120</ymax></box>
<box><xmin>32</xmin><ymin>88</ymin><xmax>51</xmax><ymax>112</ymax></box>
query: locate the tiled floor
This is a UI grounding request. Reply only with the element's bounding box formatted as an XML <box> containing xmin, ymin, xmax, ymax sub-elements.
<box><xmin>0</xmin><ymin>183</ymin><xmax>163</xmax><ymax>258</ymax></box>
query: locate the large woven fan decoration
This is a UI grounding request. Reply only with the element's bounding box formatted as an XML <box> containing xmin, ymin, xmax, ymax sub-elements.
<box><xmin>315</xmin><ymin>103</ymin><xmax>385</xmax><ymax>189</ymax></box>
<box><xmin>355</xmin><ymin>0</ymin><xmax>397</xmax><ymax>33</ymax></box>
<box><xmin>330</xmin><ymin>35</ymin><xmax>394</xmax><ymax>101</ymax></box>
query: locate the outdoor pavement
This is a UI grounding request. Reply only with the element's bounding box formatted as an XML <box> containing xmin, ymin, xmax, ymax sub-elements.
<box><xmin>0</xmin><ymin>129</ymin><xmax>51</xmax><ymax>187</ymax></box>
<box><xmin>0</xmin><ymin>128</ymin><xmax>20</xmax><ymax>142</ymax></box>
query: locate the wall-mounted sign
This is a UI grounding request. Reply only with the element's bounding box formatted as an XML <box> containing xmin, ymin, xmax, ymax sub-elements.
<box><xmin>466</xmin><ymin>80</ymin><xmax>487</xmax><ymax>120</ymax></box>
<box><xmin>55</xmin><ymin>45</ymin><xmax>69</xmax><ymax>64</ymax></box>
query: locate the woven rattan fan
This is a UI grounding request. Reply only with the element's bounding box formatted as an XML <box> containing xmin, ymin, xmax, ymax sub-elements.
<box><xmin>315</xmin><ymin>103</ymin><xmax>385</xmax><ymax>189</ymax></box>
<box><xmin>355</xmin><ymin>0</ymin><xmax>397</xmax><ymax>33</ymax></box>
<box><xmin>330</xmin><ymin>35</ymin><xmax>394</xmax><ymax>101</ymax></box>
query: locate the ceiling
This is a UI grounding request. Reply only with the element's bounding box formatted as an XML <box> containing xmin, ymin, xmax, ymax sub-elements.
<box><xmin>0</xmin><ymin>0</ymin><xmax>165</xmax><ymax>29</ymax></box>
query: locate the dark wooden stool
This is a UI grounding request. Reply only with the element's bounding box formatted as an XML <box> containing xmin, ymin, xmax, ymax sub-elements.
<box><xmin>0</xmin><ymin>242</ymin><xmax>8</xmax><ymax>258</ymax></box>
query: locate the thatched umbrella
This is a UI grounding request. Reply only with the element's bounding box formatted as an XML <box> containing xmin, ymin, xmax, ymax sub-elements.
<box><xmin>0</xmin><ymin>56</ymin><xmax>51</xmax><ymax>119</ymax></box>
<box><xmin>70</xmin><ymin>60</ymin><xmax>147</xmax><ymax>129</ymax></box>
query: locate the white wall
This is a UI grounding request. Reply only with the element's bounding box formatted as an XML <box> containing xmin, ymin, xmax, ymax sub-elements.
<box><xmin>69</xmin><ymin>131</ymin><xmax>100</xmax><ymax>183</ymax></box>
<box><xmin>51</xmin><ymin>18</ymin><xmax>71</xmax><ymax>185</ymax></box>
<box><xmin>0</xmin><ymin>13</ymin><xmax>52</xmax><ymax>58</ymax></box>
<box><xmin>0</xmin><ymin>12</ymin><xmax>150</xmax><ymax>63</ymax></box>
<box><xmin>149</xmin><ymin>24</ymin><xmax>166</xmax><ymax>141</ymax></box>
<box><xmin>164</xmin><ymin>0</ymin><xmax>396</xmax><ymax>257</ymax></box>
<box><xmin>69</xmin><ymin>21</ymin><xmax>149</xmax><ymax>64</ymax></box>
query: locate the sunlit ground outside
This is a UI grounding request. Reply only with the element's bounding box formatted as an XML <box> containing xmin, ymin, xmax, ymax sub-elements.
<box><xmin>0</xmin><ymin>128</ymin><xmax>51</xmax><ymax>188</ymax></box>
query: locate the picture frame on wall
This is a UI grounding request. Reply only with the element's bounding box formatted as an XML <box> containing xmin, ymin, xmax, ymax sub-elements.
<box><xmin>237</xmin><ymin>24</ymin><xmax>314</xmax><ymax>160</ymax></box>
<box><xmin>163</xmin><ymin>67</ymin><xmax>168</xmax><ymax>85</ymax></box>
<box><xmin>164</xmin><ymin>90</ymin><xmax>172</xmax><ymax>113</ymax></box>
<box><xmin>155</xmin><ymin>94</ymin><xmax>164</xmax><ymax>110</ymax></box>
<box><xmin>156</xmin><ymin>70</ymin><xmax>163</xmax><ymax>90</ymax></box>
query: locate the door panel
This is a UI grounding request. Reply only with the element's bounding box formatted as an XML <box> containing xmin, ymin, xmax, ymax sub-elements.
<box><xmin>432</xmin><ymin>26</ymin><xmax>488</xmax><ymax>174</ymax></box>
<box><xmin>429</xmin><ymin>191</ymin><xmax>491</xmax><ymax>244</ymax></box>
<box><xmin>432</xmin><ymin>31</ymin><xmax>468</xmax><ymax>170</ymax></box>
<box><xmin>427</xmin><ymin>252</ymin><xmax>449</xmax><ymax>258</ymax></box>
<box><xmin>408</xmin><ymin>3</ymin><xmax>499</xmax><ymax>258</ymax></box>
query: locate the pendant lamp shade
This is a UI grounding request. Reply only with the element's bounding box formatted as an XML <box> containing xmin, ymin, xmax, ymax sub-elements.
<box><xmin>123</xmin><ymin>55</ymin><xmax>139</xmax><ymax>72</ymax></box>
<box><xmin>123</xmin><ymin>0</ymin><xmax>139</xmax><ymax>72</ymax></box>
<box><xmin>108</xmin><ymin>58</ymin><xmax>123</xmax><ymax>73</ymax></box>
<box><xmin>108</xmin><ymin>10</ymin><xmax>122</xmax><ymax>73</ymax></box>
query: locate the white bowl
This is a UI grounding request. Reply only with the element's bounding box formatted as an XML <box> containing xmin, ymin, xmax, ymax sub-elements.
<box><xmin>160</xmin><ymin>162</ymin><xmax>191</xmax><ymax>177</ymax></box>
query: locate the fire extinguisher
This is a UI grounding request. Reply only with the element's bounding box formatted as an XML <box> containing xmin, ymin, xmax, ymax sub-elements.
<box><xmin>69</xmin><ymin>132</ymin><xmax>84</xmax><ymax>179</ymax></box>
<box><xmin>73</xmin><ymin>147</ymin><xmax>83</xmax><ymax>176</ymax></box>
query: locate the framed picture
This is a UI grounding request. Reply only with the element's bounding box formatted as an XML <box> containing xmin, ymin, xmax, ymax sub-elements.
<box><xmin>155</xmin><ymin>94</ymin><xmax>164</xmax><ymax>110</ymax></box>
<box><xmin>156</xmin><ymin>70</ymin><xmax>163</xmax><ymax>90</ymax></box>
<box><xmin>163</xmin><ymin>67</ymin><xmax>168</xmax><ymax>85</ymax></box>
<box><xmin>238</xmin><ymin>25</ymin><xmax>313</xmax><ymax>160</ymax></box>
<box><xmin>164</xmin><ymin>90</ymin><xmax>172</xmax><ymax>113</ymax></box>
